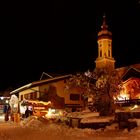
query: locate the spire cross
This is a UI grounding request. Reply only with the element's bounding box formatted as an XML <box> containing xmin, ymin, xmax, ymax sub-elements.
<box><xmin>101</xmin><ymin>13</ymin><xmax>108</xmax><ymax>30</ymax></box>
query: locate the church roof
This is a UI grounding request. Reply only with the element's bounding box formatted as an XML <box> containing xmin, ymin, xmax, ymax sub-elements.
<box><xmin>98</xmin><ymin>14</ymin><xmax>112</xmax><ymax>40</ymax></box>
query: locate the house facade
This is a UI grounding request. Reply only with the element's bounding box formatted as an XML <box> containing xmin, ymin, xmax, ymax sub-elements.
<box><xmin>10</xmin><ymin>75</ymin><xmax>84</xmax><ymax>112</ymax></box>
<box><xmin>116</xmin><ymin>65</ymin><xmax>140</xmax><ymax>100</ymax></box>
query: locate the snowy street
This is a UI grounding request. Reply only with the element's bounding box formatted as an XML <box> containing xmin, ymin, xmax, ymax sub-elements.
<box><xmin>0</xmin><ymin>115</ymin><xmax>140</xmax><ymax>140</ymax></box>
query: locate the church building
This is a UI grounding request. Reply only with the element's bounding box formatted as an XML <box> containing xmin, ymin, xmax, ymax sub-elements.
<box><xmin>95</xmin><ymin>14</ymin><xmax>140</xmax><ymax>100</ymax></box>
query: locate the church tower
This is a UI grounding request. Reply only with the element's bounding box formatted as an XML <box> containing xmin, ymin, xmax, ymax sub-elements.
<box><xmin>95</xmin><ymin>14</ymin><xmax>115</xmax><ymax>71</ymax></box>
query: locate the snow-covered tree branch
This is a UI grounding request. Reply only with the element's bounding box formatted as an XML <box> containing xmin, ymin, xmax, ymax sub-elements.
<box><xmin>65</xmin><ymin>69</ymin><xmax>123</xmax><ymax>116</ymax></box>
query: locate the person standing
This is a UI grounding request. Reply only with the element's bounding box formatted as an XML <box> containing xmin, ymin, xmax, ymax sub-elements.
<box><xmin>5</xmin><ymin>105</ymin><xmax>11</xmax><ymax>121</ymax></box>
<box><xmin>25</xmin><ymin>107</ymin><xmax>29</xmax><ymax>118</ymax></box>
<box><xmin>28</xmin><ymin>104</ymin><xmax>33</xmax><ymax>116</ymax></box>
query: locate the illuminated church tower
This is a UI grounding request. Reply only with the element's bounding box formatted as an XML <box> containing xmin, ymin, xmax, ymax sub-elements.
<box><xmin>95</xmin><ymin>14</ymin><xmax>115</xmax><ymax>71</ymax></box>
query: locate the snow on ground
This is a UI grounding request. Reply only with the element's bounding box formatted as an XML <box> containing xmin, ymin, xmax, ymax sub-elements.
<box><xmin>66</xmin><ymin>108</ymin><xmax>114</xmax><ymax>123</ymax></box>
<box><xmin>81</xmin><ymin>116</ymin><xmax>114</xmax><ymax>123</ymax></box>
<box><xmin>0</xmin><ymin>115</ymin><xmax>140</xmax><ymax>140</ymax></box>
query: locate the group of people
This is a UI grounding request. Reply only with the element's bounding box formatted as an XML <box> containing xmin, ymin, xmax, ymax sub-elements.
<box><xmin>3</xmin><ymin>103</ymin><xmax>34</xmax><ymax>121</ymax></box>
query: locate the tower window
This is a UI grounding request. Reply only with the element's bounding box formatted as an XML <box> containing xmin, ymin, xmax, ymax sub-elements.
<box><xmin>100</xmin><ymin>50</ymin><xmax>102</xmax><ymax>57</ymax></box>
<box><xmin>108</xmin><ymin>50</ymin><xmax>110</xmax><ymax>57</ymax></box>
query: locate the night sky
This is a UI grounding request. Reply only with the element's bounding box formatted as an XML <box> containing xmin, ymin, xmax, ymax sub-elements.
<box><xmin>1</xmin><ymin>0</ymin><xmax>140</xmax><ymax>91</ymax></box>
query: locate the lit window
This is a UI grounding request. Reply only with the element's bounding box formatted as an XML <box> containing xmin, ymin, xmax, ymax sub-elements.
<box><xmin>108</xmin><ymin>50</ymin><xmax>110</xmax><ymax>57</ymax></box>
<box><xmin>100</xmin><ymin>50</ymin><xmax>102</xmax><ymax>57</ymax></box>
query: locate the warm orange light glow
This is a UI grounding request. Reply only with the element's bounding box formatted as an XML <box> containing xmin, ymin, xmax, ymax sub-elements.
<box><xmin>115</xmin><ymin>78</ymin><xmax>140</xmax><ymax>101</ymax></box>
<box><xmin>45</xmin><ymin>108</ymin><xmax>56</xmax><ymax>118</ymax></box>
<box><xmin>27</xmin><ymin>100</ymin><xmax>51</xmax><ymax>106</ymax></box>
<box><xmin>118</xmin><ymin>94</ymin><xmax>129</xmax><ymax>100</ymax></box>
<box><xmin>131</xmin><ymin>104</ymin><xmax>138</xmax><ymax>110</ymax></box>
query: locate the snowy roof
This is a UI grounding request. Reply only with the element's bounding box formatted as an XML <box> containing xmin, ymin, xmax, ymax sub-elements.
<box><xmin>10</xmin><ymin>83</ymin><xmax>32</xmax><ymax>95</ymax></box>
<box><xmin>121</xmin><ymin>67</ymin><xmax>140</xmax><ymax>81</ymax></box>
<box><xmin>116</xmin><ymin>63</ymin><xmax>140</xmax><ymax>79</ymax></box>
<box><xmin>10</xmin><ymin>74</ymin><xmax>71</xmax><ymax>95</ymax></box>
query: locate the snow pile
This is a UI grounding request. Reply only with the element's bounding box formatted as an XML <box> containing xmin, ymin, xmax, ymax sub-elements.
<box><xmin>19</xmin><ymin>116</ymin><xmax>97</xmax><ymax>138</ymax></box>
<box><xmin>20</xmin><ymin>116</ymin><xmax>46</xmax><ymax>129</ymax></box>
<box><xmin>66</xmin><ymin>111</ymin><xmax>81</xmax><ymax>118</ymax></box>
<box><xmin>37</xmin><ymin>123</ymin><xmax>96</xmax><ymax>138</ymax></box>
<box><xmin>129</xmin><ymin>118</ymin><xmax>140</xmax><ymax>126</ymax></box>
<box><xmin>66</xmin><ymin>109</ymin><xmax>99</xmax><ymax>119</ymax></box>
<box><xmin>81</xmin><ymin>116</ymin><xmax>114</xmax><ymax>123</ymax></box>
<box><xmin>104</xmin><ymin>123</ymin><xmax>118</xmax><ymax>131</ymax></box>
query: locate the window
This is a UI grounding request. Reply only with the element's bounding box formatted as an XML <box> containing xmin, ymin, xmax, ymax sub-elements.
<box><xmin>70</xmin><ymin>94</ymin><xmax>80</xmax><ymax>101</ymax></box>
<box><xmin>21</xmin><ymin>95</ymin><xmax>23</xmax><ymax>100</ymax></box>
<box><xmin>30</xmin><ymin>92</ymin><xmax>33</xmax><ymax>99</ymax></box>
<box><xmin>24</xmin><ymin>94</ymin><xmax>28</xmax><ymax>99</ymax></box>
<box><xmin>108</xmin><ymin>50</ymin><xmax>110</xmax><ymax>57</ymax></box>
<box><xmin>100</xmin><ymin>50</ymin><xmax>102</xmax><ymax>57</ymax></box>
<box><xmin>33</xmin><ymin>92</ymin><xmax>37</xmax><ymax>99</ymax></box>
